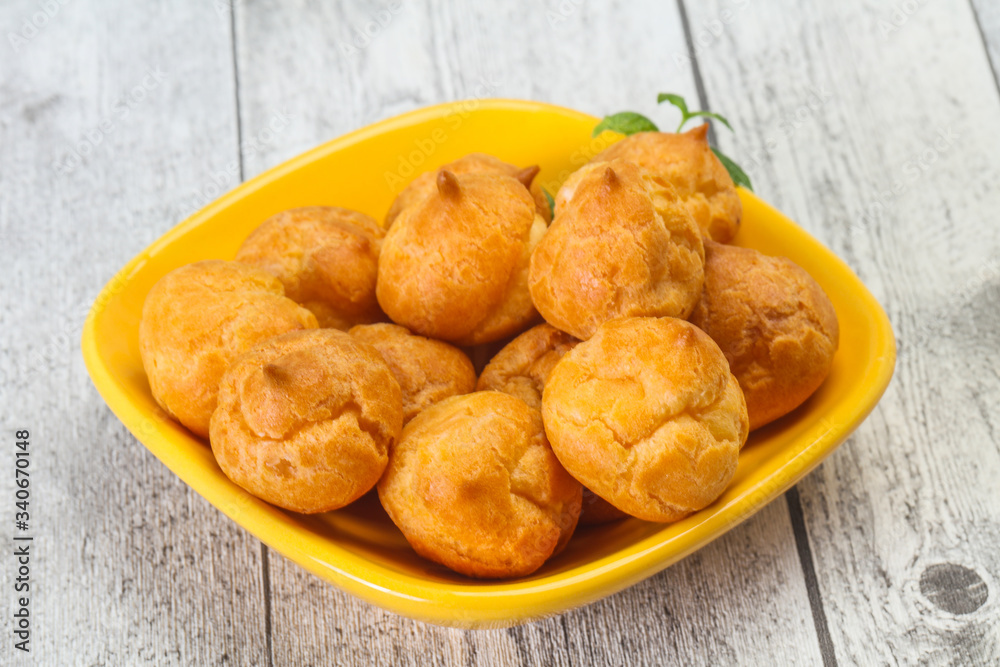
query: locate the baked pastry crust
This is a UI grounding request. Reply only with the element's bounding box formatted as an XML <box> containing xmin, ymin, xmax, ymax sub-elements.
<box><xmin>542</xmin><ymin>317</ymin><xmax>748</xmax><ymax>522</ymax></box>
<box><xmin>349</xmin><ymin>322</ymin><xmax>476</xmax><ymax>424</ymax></box>
<box><xmin>210</xmin><ymin>329</ymin><xmax>403</xmax><ymax>513</ymax></box>
<box><xmin>384</xmin><ymin>152</ymin><xmax>551</xmax><ymax>227</ymax></box>
<box><xmin>689</xmin><ymin>242</ymin><xmax>840</xmax><ymax>430</ymax></box>
<box><xmin>138</xmin><ymin>260</ymin><xmax>318</xmax><ymax>438</ymax></box>
<box><xmin>529</xmin><ymin>159</ymin><xmax>705</xmax><ymax>340</ymax></box>
<box><xmin>476</xmin><ymin>323</ymin><xmax>578</xmax><ymax>410</ymax></box>
<box><xmin>378</xmin><ymin>391</ymin><xmax>582</xmax><ymax>578</ymax></box>
<box><xmin>477</xmin><ymin>324</ymin><xmax>625</xmax><ymax>525</ymax></box>
<box><xmin>591</xmin><ymin>126</ymin><xmax>742</xmax><ymax>243</ymax></box>
<box><xmin>377</xmin><ymin>170</ymin><xmax>546</xmax><ymax>345</ymax></box>
<box><xmin>235</xmin><ymin>206</ymin><xmax>385</xmax><ymax>329</ymax></box>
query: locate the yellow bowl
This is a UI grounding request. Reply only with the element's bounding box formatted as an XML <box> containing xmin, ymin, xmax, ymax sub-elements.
<box><xmin>81</xmin><ymin>99</ymin><xmax>896</xmax><ymax>628</ymax></box>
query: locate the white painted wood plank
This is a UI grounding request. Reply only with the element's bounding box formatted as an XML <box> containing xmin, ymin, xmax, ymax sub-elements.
<box><xmin>971</xmin><ymin>0</ymin><xmax>1000</xmax><ymax>87</ymax></box>
<box><xmin>0</xmin><ymin>1</ymin><xmax>270</xmax><ymax>664</ymax></box>
<box><xmin>233</xmin><ymin>0</ymin><xmax>701</xmax><ymax>170</ymax></box>
<box><xmin>685</xmin><ymin>0</ymin><xmax>1000</xmax><ymax>663</ymax></box>
<box><xmin>234</xmin><ymin>1</ymin><xmax>824</xmax><ymax>664</ymax></box>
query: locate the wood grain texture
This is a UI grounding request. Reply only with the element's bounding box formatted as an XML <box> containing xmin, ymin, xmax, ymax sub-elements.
<box><xmin>264</xmin><ymin>501</ymin><xmax>820</xmax><ymax>667</ymax></box>
<box><xmin>0</xmin><ymin>1</ymin><xmax>269</xmax><ymax>664</ymax></box>
<box><xmin>235</xmin><ymin>1</ymin><xmax>822</xmax><ymax>665</ymax></box>
<box><xmin>971</xmin><ymin>0</ymin><xmax>1000</xmax><ymax>91</ymax></box>
<box><xmin>684</xmin><ymin>0</ymin><xmax>1000</xmax><ymax>663</ymax></box>
<box><xmin>2</xmin><ymin>0</ymin><xmax>998</xmax><ymax>664</ymax></box>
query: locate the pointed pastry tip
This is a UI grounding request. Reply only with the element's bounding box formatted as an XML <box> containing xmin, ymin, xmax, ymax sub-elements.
<box><xmin>263</xmin><ymin>361</ymin><xmax>290</xmax><ymax>385</ymax></box>
<box><xmin>602</xmin><ymin>166</ymin><xmax>618</xmax><ymax>188</ymax></box>
<box><xmin>515</xmin><ymin>165</ymin><xmax>540</xmax><ymax>189</ymax></box>
<box><xmin>436</xmin><ymin>169</ymin><xmax>461</xmax><ymax>198</ymax></box>
<box><xmin>690</xmin><ymin>123</ymin><xmax>710</xmax><ymax>140</ymax></box>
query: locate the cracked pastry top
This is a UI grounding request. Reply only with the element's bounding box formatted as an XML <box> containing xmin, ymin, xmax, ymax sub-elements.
<box><xmin>235</xmin><ymin>206</ymin><xmax>386</xmax><ymax>330</ymax></box>
<box><xmin>689</xmin><ymin>242</ymin><xmax>840</xmax><ymax>431</ymax></box>
<box><xmin>139</xmin><ymin>260</ymin><xmax>318</xmax><ymax>438</ymax></box>
<box><xmin>378</xmin><ymin>391</ymin><xmax>582</xmax><ymax>578</ymax></box>
<box><xmin>210</xmin><ymin>329</ymin><xmax>403</xmax><ymax>514</ymax></box>
<box><xmin>349</xmin><ymin>322</ymin><xmax>476</xmax><ymax>424</ymax></box>
<box><xmin>589</xmin><ymin>125</ymin><xmax>742</xmax><ymax>243</ymax></box>
<box><xmin>383</xmin><ymin>152</ymin><xmax>551</xmax><ymax>228</ymax></box>
<box><xmin>376</xmin><ymin>169</ymin><xmax>547</xmax><ymax>346</ymax></box>
<box><xmin>529</xmin><ymin>159</ymin><xmax>705</xmax><ymax>340</ymax></box>
<box><xmin>542</xmin><ymin>317</ymin><xmax>748</xmax><ymax>523</ymax></box>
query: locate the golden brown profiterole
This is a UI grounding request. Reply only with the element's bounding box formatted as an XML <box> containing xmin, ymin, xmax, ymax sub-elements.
<box><xmin>377</xmin><ymin>169</ymin><xmax>546</xmax><ymax>345</ymax></box>
<box><xmin>139</xmin><ymin>260</ymin><xmax>317</xmax><ymax>438</ymax></box>
<box><xmin>235</xmin><ymin>206</ymin><xmax>385</xmax><ymax>329</ymax></box>
<box><xmin>542</xmin><ymin>317</ymin><xmax>748</xmax><ymax>522</ymax></box>
<box><xmin>210</xmin><ymin>329</ymin><xmax>403</xmax><ymax>513</ymax></box>
<box><xmin>689</xmin><ymin>241</ymin><xmax>839</xmax><ymax>430</ymax></box>
<box><xmin>529</xmin><ymin>159</ymin><xmax>704</xmax><ymax>340</ymax></box>
<box><xmin>378</xmin><ymin>391</ymin><xmax>582</xmax><ymax>578</ymax></box>
<box><xmin>589</xmin><ymin>125</ymin><xmax>742</xmax><ymax>242</ymax></box>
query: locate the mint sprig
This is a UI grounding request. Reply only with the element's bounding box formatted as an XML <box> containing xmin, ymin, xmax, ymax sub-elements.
<box><xmin>711</xmin><ymin>147</ymin><xmax>752</xmax><ymax>191</ymax></box>
<box><xmin>592</xmin><ymin>111</ymin><xmax>659</xmax><ymax>138</ymax></box>
<box><xmin>542</xmin><ymin>188</ymin><xmax>556</xmax><ymax>218</ymax></box>
<box><xmin>592</xmin><ymin>92</ymin><xmax>753</xmax><ymax>192</ymax></box>
<box><xmin>657</xmin><ymin>93</ymin><xmax>733</xmax><ymax>133</ymax></box>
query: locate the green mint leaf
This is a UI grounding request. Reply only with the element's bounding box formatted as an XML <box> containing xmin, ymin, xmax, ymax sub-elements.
<box><xmin>657</xmin><ymin>92</ymin><xmax>689</xmax><ymax>117</ymax></box>
<box><xmin>592</xmin><ymin>112</ymin><xmax>659</xmax><ymax>137</ymax></box>
<box><xmin>543</xmin><ymin>188</ymin><xmax>556</xmax><ymax>218</ymax></box>
<box><xmin>711</xmin><ymin>147</ymin><xmax>753</xmax><ymax>192</ymax></box>
<box><xmin>685</xmin><ymin>110</ymin><xmax>733</xmax><ymax>132</ymax></box>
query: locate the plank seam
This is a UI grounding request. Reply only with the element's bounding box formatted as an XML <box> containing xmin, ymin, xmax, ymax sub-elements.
<box><xmin>967</xmin><ymin>0</ymin><xmax>1000</xmax><ymax>103</ymax></box>
<box><xmin>230</xmin><ymin>1</ymin><xmax>246</xmax><ymax>183</ymax></box>
<box><xmin>229</xmin><ymin>4</ymin><xmax>271</xmax><ymax>666</ymax></box>
<box><xmin>674</xmin><ymin>0</ymin><xmax>718</xmax><ymax>146</ymax></box>
<box><xmin>260</xmin><ymin>544</ymin><xmax>274</xmax><ymax>667</ymax></box>
<box><xmin>675</xmin><ymin>4</ymin><xmax>837</xmax><ymax>659</ymax></box>
<box><xmin>786</xmin><ymin>487</ymin><xmax>838</xmax><ymax>667</ymax></box>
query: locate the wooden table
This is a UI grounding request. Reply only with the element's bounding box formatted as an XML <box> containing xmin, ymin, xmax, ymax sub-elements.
<box><xmin>2</xmin><ymin>0</ymin><xmax>998</xmax><ymax>664</ymax></box>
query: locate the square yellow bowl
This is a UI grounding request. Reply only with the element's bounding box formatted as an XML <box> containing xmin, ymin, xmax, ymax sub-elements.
<box><xmin>81</xmin><ymin>99</ymin><xmax>895</xmax><ymax>628</ymax></box>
